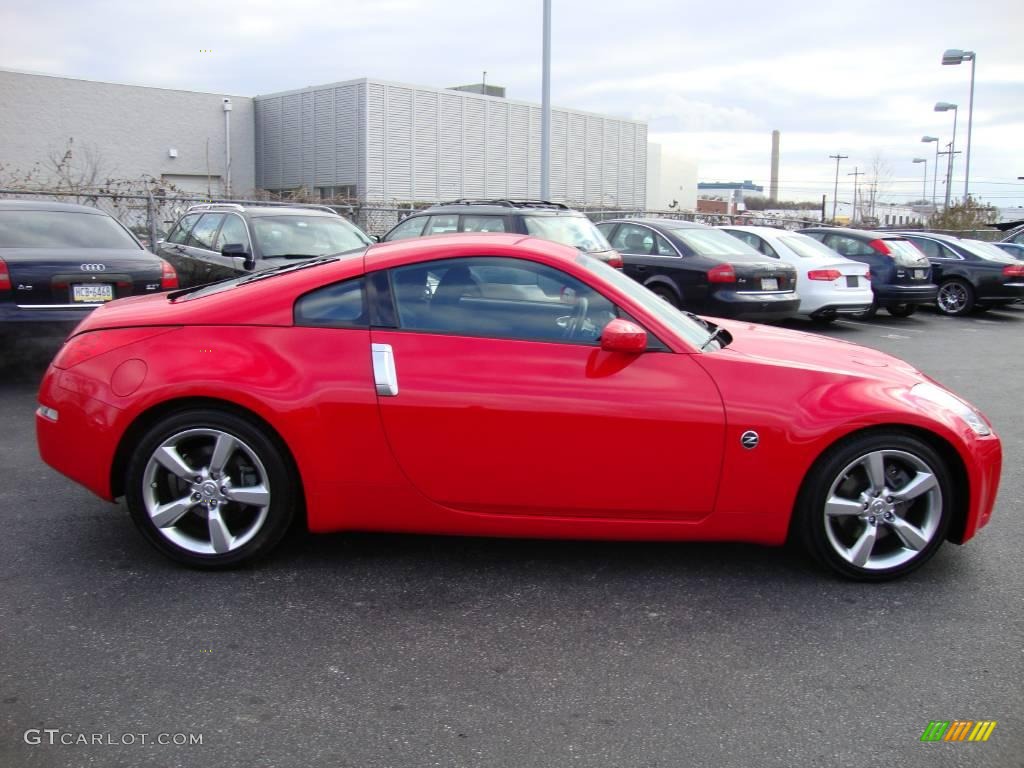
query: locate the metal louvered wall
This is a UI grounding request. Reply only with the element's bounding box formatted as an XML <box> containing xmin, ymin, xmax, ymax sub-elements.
<box><xmin>256</xmin><ymin>78</ymin><xmax>646</xmax><ymax>208</ymax></box>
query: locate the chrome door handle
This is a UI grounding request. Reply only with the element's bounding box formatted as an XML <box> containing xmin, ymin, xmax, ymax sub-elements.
<box><xmin>371</xmin><ymin>343</ymin><xmax>399</xmax><ymax>397</ymax></box>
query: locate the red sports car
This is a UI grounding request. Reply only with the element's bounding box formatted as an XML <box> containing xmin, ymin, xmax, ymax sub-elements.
<box><xmin>36</xmin><ymin>234</ymin><xmax>1002</xmax><ymax>580</ymax></box>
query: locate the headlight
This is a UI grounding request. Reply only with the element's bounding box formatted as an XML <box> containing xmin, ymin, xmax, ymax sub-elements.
<box><xmin>911</xmin><ymin>382</ymin><xmax>991</xmax><ymax>436</ymax></box>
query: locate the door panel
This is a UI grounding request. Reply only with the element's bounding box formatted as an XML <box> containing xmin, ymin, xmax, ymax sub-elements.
<box><xmin>370</xmin><ymin>330</ymin><xmax>725</xmax><ymax>520</ymax></box>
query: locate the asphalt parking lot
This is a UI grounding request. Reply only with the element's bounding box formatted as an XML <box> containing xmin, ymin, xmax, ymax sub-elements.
<box><xmin>1</xmin><ymin>308</ymin><xmax>1021</xmax><ymax>768</ymax></box>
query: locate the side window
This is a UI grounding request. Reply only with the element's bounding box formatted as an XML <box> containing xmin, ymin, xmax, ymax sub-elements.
<box><xmin>461</xmin><ymin>215</ymin><xmax>507</xmax><ymax>233</ymax></box>
<box><xmin>759</xmin><ymin>239</ymin><xmax>779</xmax><ymax>258</ymax></box>
<box><xmin>1011</xmin><ymin>232</ymin><xmax>1024</xmax><ymax>245</ymax></box>
<box><xmin>724</xmin><ymin>230</ymin><xmax>760</xmax><ymax>251</ymax></box>
<box><xmin>389</xmin><ymin>257</ymin><xmax>621</xmax><ymax>345</ymax></box>
<box><xmin>655</xmin><ymin>234</ymin><xmax>678</xmax><ymax>256</ymax></box>
<box><xmin>385</xmin><ymin>216</ymin><xmax>427</xmax><ymax>241</ymax></box>
<box><xmin>802</xmin><ymin>231</ymin><xmax>825</xmax><ymax>243</ymax></box>
<box><xmin>826</xmin><ymin>235</ymin><xmax>873</xmax><ymax>257</ymax></box>
<box><xmin>911</xmin><ymin>238</ymin><xmax>942</xmax><ymax>259</ymax></box>
<box><xmin>186</xmin><ymin>213</ymin><xmax>225</xmax><ymax>251</ymax></box>
<box><xmin>294</xmin><ymin>277</ymin><xmax>367</xmax><ymax>328</ymax></box>
<box><xmin>167</xmin><ymin>213</ymin><xmax>201</xmax><ymax>245</ymax></box>
<box><xmin>611</xmin><ymin>223</ymin><xmax>656</xmax><ymax>254</ymax></box>
<box><xmin>596</xmin><ymin>222</ymin><xmax>616</xmax><ymax>239</ymax></box>
<box><xmin>425</xmin><ymin>215</ymin><xmax>459</xmax><ymax>235</ymax></box>
<box><xmin>215</xmin><ymin>215</ymin><xmax>251</xmax><ymax>252</ymax></box>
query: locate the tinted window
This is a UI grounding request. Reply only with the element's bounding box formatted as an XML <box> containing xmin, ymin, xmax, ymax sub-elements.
<box><xmin>611</xmin><ymin>223</ymin><xmax>657</xmax><ymax>254</ymax></box>
<box><xmin>386</xmin><ymin>216</ymin><xmax>427</xmax><ymax>241</ymax></box>
<box><xmin>294</xmin><ymin>277</ymin><xmax>367</xmax><ymax>327</ymax></box>
<box><xmin>0</xmin><ymin>210</ymin><xmax>141</xmax><ymax>249</ymax></box>
<box><xmin>522</xmin><ymin>215</ymin><xmax>611</xmax><ymax>252</ymax></box>
<box><xmin>825</xmin><ymin>235</ymin><xmax>875</xmax><ymax>257</ymax></box>
<box><xmin>425</xmin><ymin>215</ymin><xmax>459</xmax><ymax>235</ymax></box>
<box><xmin>722</xmin><ymin>229</ymin><xmax>763</xmax><ymax>252</ymax></box>
<box><xmin>462</xmin><ymin>215</ymin><xmax>507</xmax><ymax>233</ymax></box>
<box><xmin>167</xmin><ymin>213</ymin><xmax>201</xmax><ymax>245</ymax></box>
<box><xmin>251</xmin><ymin>215</ymin><xmax>370</xmax><ymax>257</ymax></box>
<box><xmin>215</xmin><ymin>215</ymin><xmax>250</xmax><ymax>252</ymax></box>
<box><xmin>187</xmin><ymin>213</ymin><xmax>225</xmax><ymax>250</ymax></box>
<box><xmin>907</xmin><ymin>238</ymin><xmax>944</xmax><ymax>260</ymax></box>
<box><xmin>390</xmin><ymin>257</ymin><xmax>620</xmax><ymax>344</ymax></box>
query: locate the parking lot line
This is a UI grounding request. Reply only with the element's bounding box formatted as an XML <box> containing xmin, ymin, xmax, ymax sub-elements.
<box><xmin>835</xmin><ymin>320</ymin><xmax>926</xmax><ymax>333</ymax></box>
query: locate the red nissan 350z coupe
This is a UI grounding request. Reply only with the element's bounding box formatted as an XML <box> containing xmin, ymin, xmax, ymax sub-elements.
<box><xmin>36</xmin><ymin>234</ymin><xmax>1002</xmax><ymax>580</ymax></box>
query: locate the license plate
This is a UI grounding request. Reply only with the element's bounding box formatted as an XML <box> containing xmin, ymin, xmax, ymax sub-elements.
<box><xmin>761</xmin><ymin>278</ymin><xmax>779</xmax><ymax>291</ymax></box>
<box><xmin>846</xmin><ymin>276</ymin><xmax>859</xmax><ymax>287</ymax></box>
<box><xmin>72</xmin><ymin>284</ymin><xmax>114</xmax><ymax>303</ymax></box>
<box><xmin>912</xmin><ymin>270</ymin><xmax>926</xmax><ymax>280</ymax></box>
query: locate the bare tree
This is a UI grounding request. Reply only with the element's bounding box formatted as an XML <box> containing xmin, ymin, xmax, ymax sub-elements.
<box><xmin>865</xmin><ymin>150</ymin><xmax>893</xmax><ymax>220</ymax></box>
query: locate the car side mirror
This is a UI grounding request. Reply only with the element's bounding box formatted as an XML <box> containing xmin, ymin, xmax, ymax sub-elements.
<box><xmin>600</xmin><ymin>318</ymin><xmax>647</xmax><ymax>353</ymax></box>
<box><xmin>222</xmin><ymin>242</ymin><xmax>256</xmax><ymax>270</ymax></box>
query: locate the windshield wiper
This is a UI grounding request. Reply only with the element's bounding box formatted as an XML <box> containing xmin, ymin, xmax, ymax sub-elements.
<box><xmin>700</xmin><ymin>325</ymin><xmax>732</xmax><ymax>351</ymax></box>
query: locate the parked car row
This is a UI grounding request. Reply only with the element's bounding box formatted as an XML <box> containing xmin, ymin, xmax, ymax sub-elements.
<box><xmin>2</xmin><ymin>197</ymin><xmax>1021</xmax><ymax>336</ymax></box>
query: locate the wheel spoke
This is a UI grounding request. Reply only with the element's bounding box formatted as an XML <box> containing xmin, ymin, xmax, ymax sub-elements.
<box><xmin>153</xmin><ymin>446</ymin><xmax>196</xmax><ymax>481</ymax></box>
<box><xmin>208</xmin><ymin>509</ymin><xmax>234</xmax><ymax>554</ymax></box>
<box><xmin>888</xmin><ymin>516</ymin><xmax>929</xmax><ymax>551</ymax></box>
<box><xmin>151</xmin><ymin>495</ymin><xmax>196</xmax><ymax>528</ymax></box>
<box><xmin>223</xmin><ymin>484</ymin><xmax>270</xmax><ymax>507</ymax></box>
<box><xmin>847</xmin><ymin>525</ymin><xmax>879</xmax><ymax>568</ymax></box>
<box><xmin>209</xmin><ymin>433</ymin><xmax>238</xmax><ymax>476</ymax></box>
<box><xmin>862</xmin><ymin>451</ymin><xmax>887</xmax><ymax>493</ymax></box>
<box><xmin>891</xmin><ymin>471</ymin><xmax>937</xmax><ymax>503</ymax></box>
<box><xmin>825</xmin><ymin>495</ymin><xmax>864</xmax><ymax>517</ymax></box>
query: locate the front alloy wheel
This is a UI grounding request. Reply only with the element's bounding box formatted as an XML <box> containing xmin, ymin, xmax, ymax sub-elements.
<box><xmin>796</xmin><ymin>432</ymin><xmax>952</xmax><ymax>580</ymax></box>
<box><xmin>126</xmin><ymin>409</ymin><xmax>296</xmax><ymax>568</ymax></box>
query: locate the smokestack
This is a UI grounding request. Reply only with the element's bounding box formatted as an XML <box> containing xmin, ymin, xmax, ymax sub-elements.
<box><xmin>769</xmin><ymin>130</ymin><xmax>780</xmax><ymax>201</ymax></box>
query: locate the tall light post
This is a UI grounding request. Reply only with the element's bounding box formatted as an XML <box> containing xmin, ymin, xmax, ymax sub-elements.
<box><xmin>921</xmin><ymin>136</ymin><xmax>939</xmax><ymax>209</ymax></box>
<box><xmin>912</xmin><ymin>158</ymin><xmax>927</xmax><ymax>204</ymax></box>
<box><xmin>540</xmin><ymin>0</ymin><xmax>552</xmax><ymax>200</ymax></box>
<box><xmin>934</xmin><ymin>102</ymin><xmax>958</xmax><ymax>208</ymax></box>
<box><xmin>829</xmin><ymin>153</ymin><xmax>847</xmax><ymax>222</ymax></box>
<box><xmin>942</xmin><ymin>49</ymin><xmax>976</xmax><ymax>201</ymax></box>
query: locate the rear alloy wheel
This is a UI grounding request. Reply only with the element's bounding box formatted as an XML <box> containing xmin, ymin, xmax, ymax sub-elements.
<box><xmin>887</xmin><ymin>303</ymin><xmax>917</xmax><ymax>318</ymax></box>
<box><xmin>936</xmin><ymin>279</ymin><xmax>975</xmax><ymax>316</ymax></box>
<box><xmin>796</xmin><ymin>432</ymin><xmax>951</xmax><ymax>580</ymax></box>
<box><xmin>126</xmin><ymin>409</ymin><xmax>296</xmax><ymax>568</ymax></box>
<box><xmin>649</xmin><ymin>284</ymin><xmax>680</xmax><ymax>308</ymax></box>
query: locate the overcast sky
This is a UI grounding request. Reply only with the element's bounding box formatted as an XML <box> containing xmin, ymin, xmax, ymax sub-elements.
<box><xmin>3</xmin><ymin>0</ymin><xmax>1022</xmax><ymax>209</ymax></box>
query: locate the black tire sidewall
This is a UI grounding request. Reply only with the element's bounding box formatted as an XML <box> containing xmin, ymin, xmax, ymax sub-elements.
<box><xmin>125</xmin><ymin>408</ymin><xmax>296</xmax><ymax>568</ymax></box>
<box><xmin>796</xmin><ymin>431</ymin><xmax>953</xmax><ymax>581</ymax></box>
<box><xmin>887</xmin><ymin>303</ymin><xmax>916</xmax><ymax>317</ymax></box>
<box><xmin>649</xmin><ymin>285</ymin><xmax>680</xmax><ymax>308</ymax></box>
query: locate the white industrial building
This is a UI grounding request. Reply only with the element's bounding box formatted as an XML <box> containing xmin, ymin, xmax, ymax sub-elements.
<box><xmin>645</xmin><ymin>143</ymin><xmax>697</xmax><ymax>211</ymax></box>
<box><xmin>254</xmin><ymin>78</ymin><xmax>648</xmax><ymax>207</ymax></box>
<box><xmin>0</xmin><ymin>69</ymin><xmax>648</xmax><ymax>208</ymax></box>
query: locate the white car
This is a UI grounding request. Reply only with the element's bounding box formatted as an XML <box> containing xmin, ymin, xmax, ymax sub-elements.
<box><xmin>719</xmin><ymin>226</ymin><xmax>873</xmax><ymax>323</ymax></box>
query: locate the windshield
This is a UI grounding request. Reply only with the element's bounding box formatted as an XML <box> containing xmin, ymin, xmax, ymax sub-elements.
<box><xmin>959</xmin><ymin>239</ymin><xmax>1019</xmax><ymax>264</ymax></box>
<box><xmin>523</xmin><ymin>215</ymin><xmax>611</xmax><ymax>252</ymax></box>
<box><xmin>578</xmin><ymin>253</ymin><xmax>716</xmax><ymax>350</ymax></box>
<box><xmin>662</xmin><ymin>225</ymin><xmax>766</xmax><ymax>262</ymax></box>
<box><xmin>252</xmin><ymin>215</ymin><xmax>372</xmax><ymax>258</ymax></box>
<box><xmin>0</xmin><ymin>210</ymin><xmax>141</xmax><ymax>249</ymax></box>
<box><xmin>779</xmin><ymin>234</ymin><xmax>845</xmax><ymax>260</ymax></box>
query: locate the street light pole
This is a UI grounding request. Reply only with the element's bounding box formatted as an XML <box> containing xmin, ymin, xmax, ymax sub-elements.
<box><xmin>942</xmin><ymin>49</ymin><xmax>976</xmax><ymax>200</ymax></box>
<box><xmin>829</xmin><ymin>153</ymin><xmax>847</xmax><ymax>222</ymax></box>
<box><xmin>912</xmin><ymin>158</ymin><xmax>927</xmax><ymax>203</ymax></box>
<box><xmin>540</xmin><ymin>0</ymin><xmax>552</xmax><ymax>201</ymax></box>
<box><xmin>921</xmin><ymin>136</ymin><xmax>939</xmax><ymax>211</ymax></box>
<box><xmin>935</xmin><ymin>102</ymin><xmax>958</xmax><ymax>208</ymax></box>
<box><xmin>848</xmin><ymin>167</ymin><xmax>863</xmax><ymax>224</ymax></box>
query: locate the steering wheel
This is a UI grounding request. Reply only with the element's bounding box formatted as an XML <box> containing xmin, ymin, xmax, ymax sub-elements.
<box><xmin>561</xmin><ymin>297</ymin><xmax>589</xmax><ymax>340</ymax></box>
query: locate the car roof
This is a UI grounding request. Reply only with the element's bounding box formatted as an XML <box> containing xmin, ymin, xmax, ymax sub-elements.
<box><xmin>419</xmin><ymin>202</ymin><xmax>583</xmax><ymax>216</ymax></box>
<box><xmin>889</xmin><ymin>231</ymin><xmax>960</xmax><ymax>243</ymax></box>
<box><xmin>0</xmin><ymin>199</ymin><xmax>109</xmax><ymax>214</ymax></box>
<box><xmin>601</xmin><ymin>218</ymin><xmax>709</xmax><ymax>230</ymax></box>
<box><xmin>799</xmin><ymin>226</ymin><xmax>909</xmax><ymax>239</ymax></box>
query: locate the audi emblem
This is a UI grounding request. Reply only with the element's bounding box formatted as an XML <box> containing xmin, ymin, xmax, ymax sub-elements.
<box><xmin>740</xmin><ymin>431</ymin><xmax>760</xmax><ymax>450</ymax></box>
<box><xmin>79</xmin><ymin>263</ymin><xmax>107</xmax><ymax>272</ymax></box>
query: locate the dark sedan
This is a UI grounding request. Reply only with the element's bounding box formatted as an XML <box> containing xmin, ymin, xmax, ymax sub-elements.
<box><xmin>893</xmin><ymin>232</ymin><xmax>1024</xmax><ymax>315</ymax></box>
<box><xmin>798</xmin><ymin>227</ymin><xmax>936</xmax><ymax>318</ymax></box>
<box><xmin>0</xmin><ymin>200</ymin><xmax>177</xmax><ymax>328</ymax></box>
<box><xmin>596</xmin><ymin>219</ymin><xmax>799</xmax><ymax>321</ymax></box>
<box><xmin>994</xmin><ymin>242</ymin><xmax>1024</xmax><ymax>260</ymax></box>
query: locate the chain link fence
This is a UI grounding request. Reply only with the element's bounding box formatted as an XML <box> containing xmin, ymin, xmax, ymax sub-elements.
<box><xmin>0</xmin><ymin>188</ymin><xmax>1006</xmax><ymax>242</ymax></box>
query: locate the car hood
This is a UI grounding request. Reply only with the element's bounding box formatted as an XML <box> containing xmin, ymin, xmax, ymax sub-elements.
<box><xmin>708</xmin><ymin>318</ymin><xmax>926</xmax><ymax>385</ymax></box>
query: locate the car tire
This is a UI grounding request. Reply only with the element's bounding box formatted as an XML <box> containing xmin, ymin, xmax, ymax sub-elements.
<box><xmin>887</xmin><ymin>303</ymin><xmax>917</xmax><ymax>318</ymax></box>
<box><xmin>125</xmin><ymin>408</ymin><xmax>297</xmax><ymax>569</ymax></box>
<box><xmin>648</xmin><ymin>284</ymin><xmax>680</xmax><ymax>308</ymax></box>
<box><xmin>851</xmin><ymin>300</ymin><xmax>878</xmax><ymax>319</ymax></box>
<box><xmin>936</xmin><ymin>279</ymin><xmax>975</xmax><ymax>316</ymax></box>
<box><xmin>794</xmin><ymin>430</ymin><xmax>952</xmax><ymax>581</ymax></box>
